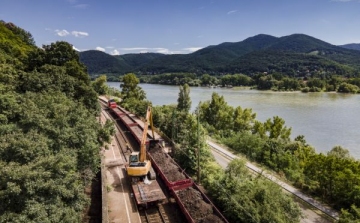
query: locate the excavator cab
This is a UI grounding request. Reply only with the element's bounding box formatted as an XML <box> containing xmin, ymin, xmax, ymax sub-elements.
<box><xmin>129</xmin><ymin>152</ymin><xmax>140</xmax><ymax>163</ymax></box>
<box><xmin>129</xmin><ymin>152</ymin><xmax>146</xmax><ymax>166</ymax></box>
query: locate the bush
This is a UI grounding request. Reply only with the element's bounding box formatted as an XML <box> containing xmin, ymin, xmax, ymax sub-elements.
<box><xmin>301</xmin><ymin>87</ymin><xmax>310</xmax><ymax>93</ymax></box>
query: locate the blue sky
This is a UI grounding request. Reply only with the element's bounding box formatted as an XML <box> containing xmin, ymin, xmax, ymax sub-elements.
<box><xmin>1</xmin><ymin>0</ymin><xmax>360</xmax><ymax>55</ymax></box>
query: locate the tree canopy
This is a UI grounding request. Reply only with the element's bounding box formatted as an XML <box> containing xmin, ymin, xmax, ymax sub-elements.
<box><xmin>177</xmin><ymin>83</ymin><xmax>191</xmax><ymax>113</ymax></box>
<box><xmin>0</xmin><ymin>21</ymin><xmax>112</xmax><ymax>222</ymax></box>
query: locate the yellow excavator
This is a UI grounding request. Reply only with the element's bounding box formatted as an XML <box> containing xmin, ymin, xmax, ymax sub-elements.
<box><xmin>127</xmin><ymin>106</ymin><xmax>157</xmax><ymax>181</ymax></box>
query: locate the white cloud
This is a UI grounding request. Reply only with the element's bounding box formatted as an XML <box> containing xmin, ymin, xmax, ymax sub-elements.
<box><xmin>55</xmin><ymin>29</ymin><xmax>70</xmax><ymax>37</ymax></box>
<box><xmin>111</xmin><ymin>49</ymin><xmax>120</xmax><ymax>55</ymax></box>
<box><xmin>72</xmin><ymin>45</ymin><xmax>80</xmax><ymax>52</ymax></box>
<box><xmin>71</xmin><ymin>31</ymin><xmax>89</xmax><ymax>37</ymax></box>
<box><xmin>96</xmin><ymin>47</ymin><xmax>105</xmax><ymax>52</ymax></box>
<box><xmin>53</xmin><ymin>29</ymin><xmax>89</xmax><ymax>38</ymax></box>
<box><xmin>183</xmin><ymin>47</ymin><xmax>203</xmax><ymax>52</ymax></box>
<box><xmin>120</xmin><ymin>47</ymin><xmax>195</xmax><ymax>54</ymax></box>
<box><xmin>169</xmin><ymin>51</ymin><xmax>183</xmax><ymax>54</ymax></box>
<box><xmin>227</xmin><ymin>10</ymin><xmax>237</xmax><ymax>15</ymax></box>
<box><xmin>156</xmin><ymin>48</ymin><xmax>170</xmax><ymax>54</ymax></box>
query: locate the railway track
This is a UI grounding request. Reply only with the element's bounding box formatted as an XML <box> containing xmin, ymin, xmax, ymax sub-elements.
<box><xmin>99</xmin><ymin>99</ymin><xmax>179</xmax><ymax>223</ymax></box>
<box><xmin>100</xmin><ymin>100</ymin><xmax>132</xmax><ymax>161</ymax></box>
<box><xmin>139</xmin><ymin>205</ymin><xmax>170</xmax><ymax>223</ymax></box>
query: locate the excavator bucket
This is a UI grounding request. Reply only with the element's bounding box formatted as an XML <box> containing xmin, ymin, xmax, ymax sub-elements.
<box><xmin>149</xmin><ymin>139</ymin><xmax>159</xmax><ymax>149</ymax></box>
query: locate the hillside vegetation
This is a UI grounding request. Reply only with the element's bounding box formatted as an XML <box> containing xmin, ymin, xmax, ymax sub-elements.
<box><xmin>0</xmin><ymin>21</ymin><xmax>112</xmax><ymax>222</ymax></box>
<box><xmin>80</xmin><ymin>33</ymin><xmax>360</xmax><ymax>78</ymax></box>
<box><xmin>79</xmin><ymin>50</ymin><xmax>132</xmax><ymax>74</ymax></box>
<box><xmin>339</xmin><ymin>43</ymin><xmax>360</xmax><ymax>51</ymax></box>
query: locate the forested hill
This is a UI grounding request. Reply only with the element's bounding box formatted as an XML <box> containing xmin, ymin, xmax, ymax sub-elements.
<box><xmin>339</xmin><ymin>43</ymin><xmax>360</xmax><ymax>51</ymax></box>
<box><xmin>0</xmin><ymin>21</ymin><xmax>111</xmax><ymax>222</ymax></box>
<box><xmin>79</xmin><ymin>50</ymin><xmax>132</xmax><ymax>74</ymax></box>
<box><xmin>80</xmin><ymin>33</ymin><xmax>360</xmax><ymax>77</ymax></box>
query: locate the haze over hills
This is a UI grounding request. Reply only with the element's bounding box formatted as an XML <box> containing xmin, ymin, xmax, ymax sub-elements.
<box><xmin>79</xmin><ymin>34</ymin><xmax>360</xmax><ymax>77</ymax></box>
<box><xmin>339</xmin><ymin>43</ymin><xmax>360</xmax><ymax>51</ymax></box>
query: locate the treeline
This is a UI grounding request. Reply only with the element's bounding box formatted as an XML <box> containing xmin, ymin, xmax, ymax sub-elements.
<box><xmin>0</xmin><ymin>21</ymin><xmax>113</xmax><ymax>222</ymax></box>
<box><xmin>197</xmin><ymin>92</ymin><xmax>360</xmax><ymax>221</ymax></box>
<box><xmin>135</xmin><ymin>72</ymin><xmax>360</xmax><ymax>93</ymax></box>
<box><xmin>116</xmin><ymin>75</ymin><xmax>302</xmax><ymax>222</ymax></box>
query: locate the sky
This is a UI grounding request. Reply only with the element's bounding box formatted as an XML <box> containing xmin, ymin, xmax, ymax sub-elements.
<box><xmin>1</xmin><ymin>0</ymin><xmax>360</xmax><ymax>55</ymax></box>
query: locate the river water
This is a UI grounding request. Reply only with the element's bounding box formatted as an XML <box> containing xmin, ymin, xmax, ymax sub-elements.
<box><xmin>108</xmin><ymin>82</ymin><xmax>360</xmax><ymax>158</ymax></box>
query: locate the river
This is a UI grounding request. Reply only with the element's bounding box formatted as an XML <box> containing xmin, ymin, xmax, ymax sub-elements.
<box><xmin>107</xmin><ymin>82</ymin><xmax>360</xmax><ymax>158</ymax></box>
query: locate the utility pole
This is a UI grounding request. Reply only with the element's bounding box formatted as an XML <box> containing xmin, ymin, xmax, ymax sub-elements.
<box><xmin>197</xmin><ymin>109</ymin><xmax>200</xmax><ymax>184</ymax></box>
<box><xmin>172</xmin><ymin>110</ymin><xmax>176</xmax><ymax>142</ymax></box>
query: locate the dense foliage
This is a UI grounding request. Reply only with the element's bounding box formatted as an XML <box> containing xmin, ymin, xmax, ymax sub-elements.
<box><xmin>0</xmin><ymin>22</ymin><xmax>112</xmax><ymax>222</ymax></box>
<box><xmin>204</xmin><ymin>159</ymin><xmax>301</xmax><ymax>223</ymax></box>
<box><xmin>118</xmin><ymin>73</ymin><xmax>151</xmax><ymax>116</ymax></box>
<box><xmin>197</xmin><ymin>91</ymin><xmax>360</xmax><ymax>220</ymax></box>
<box><xmin>176</xmin><ymin>84</ymin><xmax>191</xmax><ymax>113</ymax></box>
<box><xmin>79</xmin><ymin>50</ymin><xmax>131</xmax><ymax>75</ymax></box>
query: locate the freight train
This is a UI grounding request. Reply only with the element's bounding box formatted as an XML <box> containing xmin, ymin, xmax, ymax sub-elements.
<box><xmin>101</xmin><ymin>97</ymin><xmax>228</xmax><ymax>223</ymax></box>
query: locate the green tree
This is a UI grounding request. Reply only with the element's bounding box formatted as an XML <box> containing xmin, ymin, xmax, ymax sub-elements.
<box><xmin>2</xmin><ymin>21</ymin><xmax>35</xmax><ymax>46</ymax></box>
<box><xmin>200</xmin><ymin>74</ymin><xmax>215</xmax><ymax>86</ymax></box>
<box><xmin>306</xmin><ymin>78</ymin><xmax>326</xmax><ymax>90</ymax></box>
<box><xmin>199</xmin><ymin>92</ymin><xmax>234</xmax><ymax>136</ymax></box>
<box><xmin>328</xmin><ymin>146</ymin><xmax>352</xmax><ymax>160</ymax></box>
<box><xmin>338</xmin><ymin>205</ymin><xmax>360</xmax><ymax>223</ymax></box>
<box><xmin>43</xmin><ymin>41</ymin><xmax>79</xmax><ymax>66</ymax></box>
<box><xmin>233</xmin><ymin>106</ymin><xmax>256</xmax><ymax>132</ymax></box>
<box><xmin>222</xmin><ymin>131</ymin><xmax>265</xmax><ymax>161</ymax></box>
<box><xmin>177</xmin><ymin>83</ymin><xmax>191</xmax><ymax>113</ymax></box>
<box><xmin>120</xmin><ymin>73</ymin><xmax>146</xmax><ymax>101</ymax></box>
<box><xmin>120</xmin><ymin>73</ymin><xmax>149</xmax><ymax>115</ymax></box>
<box><xmin>257</xmin><ymin>75</ymin><xmax>275</xmax><ymax>90</ymax></box>
<box><xmin>208</xmin><ymin>159</ymin><xmax>301</xmax><ymax>223</ymax></box>
<box><xmin>264</xmin><ymin>116</ymin><xmax>292</xmax><ymax>140</ymax></box>
<box><xmin>337</xmin><ymin>83</ymin><xmax>359</xmax><ymax>93</ymax></box>
<box><xmin>0</xmin><ymin>22</ymin><xmax>112</xmax><ymax>222</ymax></box>
<box><xmin>92</xmin><ymin>75</ymin><xmax>108</xmax><ymax>95</ymax></box>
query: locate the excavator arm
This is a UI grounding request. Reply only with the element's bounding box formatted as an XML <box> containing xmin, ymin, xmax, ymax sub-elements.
<box><xmin>139</xmin><ymin>106</ymin><xmax>155</xmax><ymax>162</ymax></box>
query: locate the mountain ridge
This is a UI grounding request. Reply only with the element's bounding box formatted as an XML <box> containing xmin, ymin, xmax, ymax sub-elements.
<box><xmin>79</xmin><ymin>33</ymin><xmax>360</xmax><ymax>77</ymax></box>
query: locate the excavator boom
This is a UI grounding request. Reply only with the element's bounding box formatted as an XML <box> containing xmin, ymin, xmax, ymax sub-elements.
<box><xmin>139</xmin><ymin>106</ymin><xmax>155</xmax><ymax>162</ymax></box>
<box><xmin>127</xmin><ymin>106</ymin><xmax>155</xmax><ymax>178</ymax></box>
